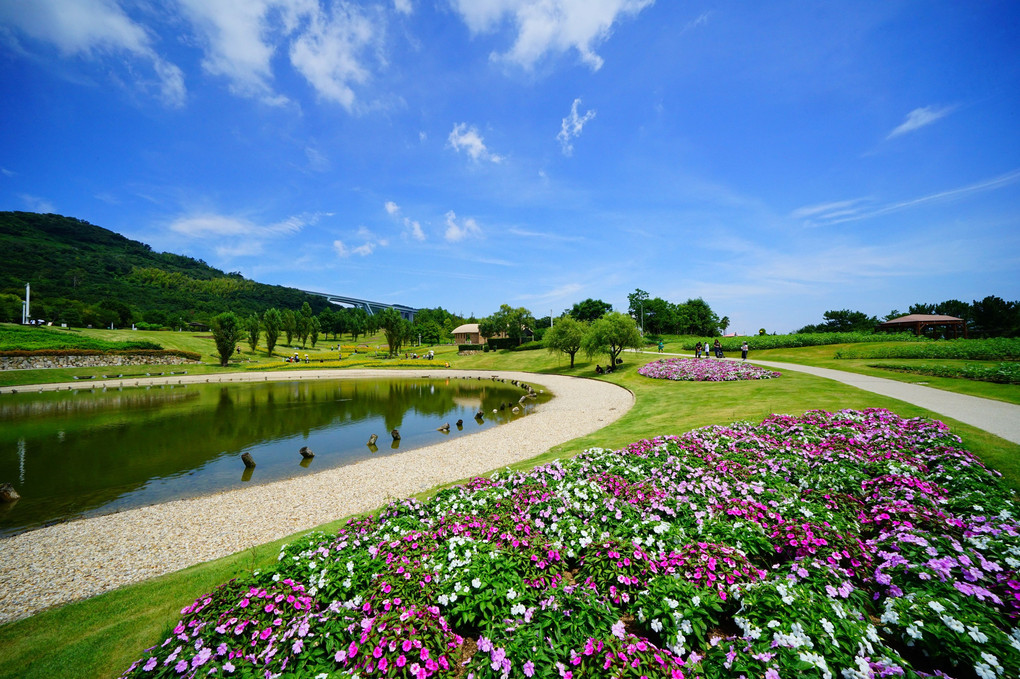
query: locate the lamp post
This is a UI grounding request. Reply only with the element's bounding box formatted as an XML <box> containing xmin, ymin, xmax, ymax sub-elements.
<box><xmin>640</xmin><ymin>300</ymin><xmax>644</xmax><ymax>335</ymax></box>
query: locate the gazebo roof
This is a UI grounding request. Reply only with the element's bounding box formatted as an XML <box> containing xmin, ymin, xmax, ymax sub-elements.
<box><xmin>452</xmin><ymin>323</ymin><xmax>479</xmax><ymax>334</ymax></box>
<box><xmin>880</xmin><ymin>314</ymin><xmax>964</xmax><ymax>325</ymax></box>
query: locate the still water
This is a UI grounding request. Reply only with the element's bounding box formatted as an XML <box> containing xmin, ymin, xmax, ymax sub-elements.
<box><xmin>0</xmin><ymin>377</ymin><xmax>543</xmax><ymax>536</ymax></box>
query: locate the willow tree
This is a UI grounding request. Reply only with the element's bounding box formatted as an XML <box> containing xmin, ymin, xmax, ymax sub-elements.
<box><xmin>545</xmin><ymin>316</ymin><xmax>587</xmax><ymax>368</ymax></box>
<box><xmin>581</xmin><ymin>312</ymin><xmax>642</xmax><ymax>369</ymax></box>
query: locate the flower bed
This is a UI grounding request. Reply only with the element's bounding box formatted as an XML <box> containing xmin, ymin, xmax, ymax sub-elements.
<box><xmin>120</xmin><ymin>409</ymin><xmax>1020</xmax><ymax>678</ymax></box>
<box><xmin>639</xmin><ymin>357</ymin><xmax>781</xmax><ymax>382</ymax></box>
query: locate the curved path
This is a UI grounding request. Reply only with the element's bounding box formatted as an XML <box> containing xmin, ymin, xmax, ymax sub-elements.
<box><xmin>0</xmin><ymin>370</ymin><xmax>634</xmax><ymax>625</ymax></box>
<box><xmin>638</xmin><ymin>351</ymin><xmax>1020</xmax><ymax>445</ymax></box>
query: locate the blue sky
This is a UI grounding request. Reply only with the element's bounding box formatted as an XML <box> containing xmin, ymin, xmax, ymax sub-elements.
<box><xmin>1</xmin><ymin>1</ymin><xmax>1018</xmax><ymax>333</ymax></box>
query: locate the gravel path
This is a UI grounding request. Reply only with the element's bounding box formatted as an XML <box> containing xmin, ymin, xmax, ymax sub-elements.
<box><xmin>0</xmin><ymin>369</ymin><xmax>633</xmax><ymax>625</ymax></box>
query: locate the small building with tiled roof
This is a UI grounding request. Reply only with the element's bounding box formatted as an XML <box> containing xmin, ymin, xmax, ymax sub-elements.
<box><xmin>452</xmin><ymin>323</ymin><xmax>483</xmax><ymax>345</ymax></box>
<box><xmin>876</xmin><ymin>314</ymin><xmax>967</xmax><ymax>338</ymax></box>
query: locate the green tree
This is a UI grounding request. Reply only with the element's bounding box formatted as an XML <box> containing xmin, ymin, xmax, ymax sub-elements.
<box><xmin>569</xmin><ymin>298</ymin><xmax>613</xmax><ymax>323</ymax></box>
<box><xmin>309</xmin><ymin>316</ymin><xmax>321</xmax><ymax>348</ymax></box>
<box><xmin>211</xmin><ymin>312</ymin><xmax>244</xmax><ymax>367</ymax></box>
<box><xmin>377</xmin><ymin>307</ymin><xmax>413</xmax><ymax>356</ymax></box>
<box><xmin>971</xmin><ymin>296</ymin><xmax>1019</xmax><ymax>338</ymax></box>
<box><xmin>545</xmin><ymin>316</ymin><xmax>587</xmax><ymax>367</ymax></box>
<box><xmin>681</xmin><ymin>298</ymin><xmax>720</xmax><ymax>336</ymax></box>
<box><xmin>719</xmin><ymin>316</ymin><xmax>730</xmax><ymax>334</ymax></box>
<box><xmin>581</xmin><ymin>312</ymin><xmax>643</xmax><ymax>369</ymax></box>
<box><xmin>347</xmin><ymin>308</ymin><xmax>368</xmax><ymax>342</ymax></box>
<box><xmin>263</xmin><ymin>307</ymin><xmax>282</xmax><ymax>356</ymax></box>
<box><xmin>244</xmin><ymin>313</ymin><xmax>260</xmax><ymax>352</ymax></box>
<box><xmin>296</xmin><ymin>302</ymin><xmax>313</xmax><ymax>347</ymax></box>
<box><xmin>799</xmin><ymin>309</ymin><xmax>878</xmax><ymax>334</ymax></box>
<box><xmin>627</xmin><ymin>288</ymin><xmax>650</xmax><ymax>331</ymax></box>
<box><xmin>480</xmin><ymin>304</ymin><xmax>535</xmax><ymax>346</ymax></box>
<box><xmin>282</xmin><ymin>309</ymin><xmax>296</xmax><ymax>345</ymax></box>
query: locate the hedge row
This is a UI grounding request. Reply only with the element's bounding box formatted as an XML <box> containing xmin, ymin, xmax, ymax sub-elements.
<box><xmin>835</xmin><ymin>338</ymin><xmax>1020</xmax><ymax>361</ymax></box>
<box><xmin>0</xmin><ymin>348</ymin><xmax>202</xmax><ymax>361</ymax></box>
<box><xmin>871</xmin><ymin>362</ymin><xmax>1020</xmax><ymax>384</ymax></box>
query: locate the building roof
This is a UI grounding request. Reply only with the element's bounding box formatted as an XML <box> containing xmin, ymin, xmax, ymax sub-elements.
<box><xmin>452</xmin><ymin>323</ymin><xmax>479</xmax><ymax>334</ymax></box>
<box><xmin>880</xmin><ymin>314</ymin><xmax>964</xmax><ymax>324</ymax></box>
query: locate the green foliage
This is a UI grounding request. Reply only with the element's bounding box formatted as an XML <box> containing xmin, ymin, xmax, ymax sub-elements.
<box><xmin>568</xmin><ymin>298</ymin><xmax>612</xmax><ymax>323</ymax></box>
<box><xmin>262</xmin><ymin>308</ymin><xmax>281</xmax><ymax>356</ymax></box>
<box><xmin>675</xmin><ymin>331</ymin><xmax>922</xmax><ymax>352</ymax></box>
<box><xmin>544</xmin><ymin>316</ymin><xmax>587</xmax><ymax>367</ymax></box>
<box><xmin>210</xmin><ymin>312</ymin><xmax>244</xmax><ymax>367</ymax></box>
<box><xmin>0</xmin><ymin>212</ymin><xmax>331</xmax><ymax>326</ymax></box>
<box><xmin>581</xmin><ymin>312</ymin><xmax>642</xmax><ymax>367</ymax></box>
<box><xmin>834</xmin><ymin>338</ymin><xmax>1020</xmax><ymax>361</ymax></box>
<box><xmin>376</xmin><ymin>307</ymin><xmax>412</xmax><ymax>357</ymax></box>
<box><xmin>626</xmin><ymin>289</ymin><xmax>720</xmax><ymax>335</ymax></box>
<box><xmin>244</xmin><ymin>314</ymin><xmax>260</xmax><ymax>352</ymax></box>
<box><xmin>872</xmin><ymin>362</ymin><xmax>1020</xmax><ymax>384</ymax></box>
<box><xmin>480</xmin><ymin>304</ymin><xmax>535</xmax><ymax>346</ymax></box>
<box><xmin>798</xmin><ymin>308</ymin><xmax>879</xmax><ymax>334</ymax></box>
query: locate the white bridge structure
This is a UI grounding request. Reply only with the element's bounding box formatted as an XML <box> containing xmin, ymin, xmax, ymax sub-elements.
<box><xmin>302</xmin><ymin>290</ymin><xmax>417</xmax><ymax>321</ymax></box>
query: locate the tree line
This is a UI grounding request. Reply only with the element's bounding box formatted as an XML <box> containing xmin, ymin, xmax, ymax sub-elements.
<box><xmin>797</xmin><ymin>296</ymin><xmax>1020</xmax><ymax>338</ymax></box>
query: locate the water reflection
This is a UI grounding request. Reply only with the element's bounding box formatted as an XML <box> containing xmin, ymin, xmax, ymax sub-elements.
<box><xmin>0</xmin><ymin>377</ymin><xmax>544</xmax><ymax>536</ymax></box>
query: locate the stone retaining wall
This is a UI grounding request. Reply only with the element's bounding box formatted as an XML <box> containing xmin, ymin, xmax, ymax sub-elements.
<box><xmin>0</xmin><ymin>355</ymin><xmax>202</xmax><ymax>371</ymax></box>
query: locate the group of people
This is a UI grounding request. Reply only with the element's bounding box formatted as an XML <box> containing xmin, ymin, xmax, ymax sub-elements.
<box><xmin>694</xmin><ymin>339</ymin><xmax>750</xmax><ymax>360</ymax></box>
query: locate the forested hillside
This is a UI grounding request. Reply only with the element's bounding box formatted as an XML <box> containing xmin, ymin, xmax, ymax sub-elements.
<box><xmin>0</xmin><ymin>212</ymin><xmax>331</xmax><ymax>327</ymax></box>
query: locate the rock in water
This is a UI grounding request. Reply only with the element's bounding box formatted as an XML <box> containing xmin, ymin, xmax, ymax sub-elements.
<box><xmin>437</xmin><ymin>423</ymin><xmax>450</xmax><ymax>432</ymax></box>
<box><xmin>299</xmin><ymin>446</ymin><xmax>314</xmax><ymax>459</ymax></box>
<box><xmin>391</xmin><ymin>429</ymin><xmax>401</xmax><ymax>440</ymax></box>
<box><xmin>456</xmin><ymin>419</ymin><xmax>464</xmax><ymax>427</ymax></box>
<box><xmin>0</xmin><ymin>483</ymin><xmax>19</xmax><ymax>503</ymax></box>
<box><xmin>241</xmin><ymin>452</ymin><xmax>256</xmax><ymax>469</ymax></box>
<box><xmin>368</xmin><ymin>434</ymin><xmax>378</xmax><ymax>446</ymax></box>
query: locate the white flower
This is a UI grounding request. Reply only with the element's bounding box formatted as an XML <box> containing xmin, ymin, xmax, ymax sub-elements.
<box><xmin>968</xmin><ymin>626</ymin><xmax>989</xmax><ymax>644</ymax></box>
<box><xmin>472</xmin><ymin>578</ymin><xmax>481</xmax><ymax>589</ymax></box>
<box><xmin>507</xmin><ymin>588</ymin><xmax>518</xmax><ymax>600</ymax></box>
<box><xmin>941</xmin><ymin>615</ymin><xmax>965</xmax><ymax>633</ymax></box>
<box><xmin>974</xmin><ymin>663</ymin><xmax>995</xmax><ymax>679</ymax></box>
<box><xmin>651</xmin><ymin>619</ymin><xmax>663</xmax><ymax>632</ymax></box>
<box><xmin>927</xmin><ymin>600</ymin><xmax>946</xmax><ymax>613</ymax></box>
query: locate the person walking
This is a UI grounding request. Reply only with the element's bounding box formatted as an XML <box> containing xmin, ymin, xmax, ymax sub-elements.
<box><xmin>741</xmin><ymin>341</ymin><xmax>749</xmax><ymax>361</ymax></box>
<box><xmin>713</xmin><ymin>338</ymin><xmax>722</xmax><ymax>358</ymax></box>
<box><xmin>657</xmin><ymin>340</ymin><xmax>664</xmax><ymax>353</ymax></box>
<box><xmin>695</xmin><ymin>341</ymin><xmax>702</xmax><ymax>358</ymax></box>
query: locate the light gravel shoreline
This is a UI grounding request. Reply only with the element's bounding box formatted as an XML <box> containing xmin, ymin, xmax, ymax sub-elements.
<box><xmin>0</xmin><ymin>369</ymin><xmax>633</xmax><ymax>625</ymax></box>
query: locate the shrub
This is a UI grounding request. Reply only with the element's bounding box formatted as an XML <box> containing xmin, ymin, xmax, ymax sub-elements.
<box><xmin>872</xmin><ymin>362</ymin><xmax>1020</xmax><ymax>384</ymax></box>
<box><xmin>835</xmin><ymin>338</ymin><xmax>1020</xmax><ymax>361</ymax></box>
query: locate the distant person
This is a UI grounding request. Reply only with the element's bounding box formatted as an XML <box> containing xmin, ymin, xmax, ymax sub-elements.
<box><xmin>741</xmin><ymin>341</ymin><xmax>749</xmax><ymax>360</ymax></box>
<box><xmin>657</xmin><ymin>340</ymin><xmax>664</xmax><ymax>353</ymax></box>
<box><xmin>714</xmin><ymin>339</ymin><xmax>722</xmax><ymax>358</ymax></box>
<box><xmin>695</xmin><ymin>341</ymin><xmax>702</xmax><ymax>358</ymax></box>
<box><xmin>595</xmin><ymin>364</ymin><xmax>604</xmax><ymax>375</ymax></box>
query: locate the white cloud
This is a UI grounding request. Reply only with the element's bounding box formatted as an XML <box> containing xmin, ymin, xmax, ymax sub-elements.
<box><xmin>167</xmin><ymin>211</ymin><xmax>325</xmax><ymax>239</ymax></box>
<box><xmin>384</xmin><ymin>201</ymin><xmax>426</xmax><ymax>241</ymax></box>
<box><xmin>393</xmin><ymin>0</ymin><xmax>413</xmax><ymax>14</ymax></box>
<box><xmin>887</xmin><ymin>105</ymin><xmax>956</xmax><ymax>139</ymax></box>
<box><xmin>335</xmin><ymin>225</ymin><xmax>387</xmax><ymax>258</ymax></box>
<box><xmin>19</xmin><ymin>194</ymin><xmax>55</xmax><ymax>213</ymax></box>
<box><xmin>448</xmin><ymin>123</ymin><xmax>504</xmax><ymax>163</ymax></box>
<box><xmin>449</xmin><ymin>0</ymin><xmax>654</xmax><ymax>70</ymax></box>
<box><xmin>289</xmin><ymin>3</ymin><xmax>377</xmax><ymax>109</ymax></box>
<box><xmin>0</xmin><ymin>0</ymin><xmax>186</xmax><ymax>106</ymax></box>
<box><xmin>177</xmin><ymin>0</ymin><xmax>381</xmax><ymax>109</ymax></box>
<box><xmin>557</xmin><ymin>98</ymin><xmax>596</xmax><ymax>155</ymax></box>
<box><xmin>793</xmin><ymin>169</ymin><xmax>1020</xmax><ymax>227</ymax></box>
<box><xmin>444</xmin><ymin>210</ymin><xmax>481</xmax><ymax>242</ymax></box>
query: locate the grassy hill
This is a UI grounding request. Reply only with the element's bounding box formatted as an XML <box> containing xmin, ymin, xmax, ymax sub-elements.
<box><xmin>0</xmin><ymin>212</ymin><xmax>332</xmax><ymax>326</ymax></box>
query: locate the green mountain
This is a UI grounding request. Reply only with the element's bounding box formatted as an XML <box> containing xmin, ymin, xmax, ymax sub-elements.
<box><xmin>0</xmin><ymin>211</ymin><xmax>331</xmax><ymax>327</ymax></box>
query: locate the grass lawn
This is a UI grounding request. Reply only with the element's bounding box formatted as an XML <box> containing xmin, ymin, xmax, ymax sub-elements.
<box><xmin>1</xmin><ymin>333</ymin><xmax>1019</xmax><ymax>678</ymax></box>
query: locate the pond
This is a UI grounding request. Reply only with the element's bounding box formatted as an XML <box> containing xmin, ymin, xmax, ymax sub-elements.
<box><xmin>0</xmin><ymin>376</ymin><xmax>545</xmax><ymax>537</ymax></box>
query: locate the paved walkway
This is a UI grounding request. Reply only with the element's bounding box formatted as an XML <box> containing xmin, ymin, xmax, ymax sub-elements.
<box><xmin>636</xmin><ymin>351</ymin><xmax>1020</xmax><ymax>445</ymax></box>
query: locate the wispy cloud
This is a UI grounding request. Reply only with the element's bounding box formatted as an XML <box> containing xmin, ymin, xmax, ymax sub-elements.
<box><xmin>384</xmin><ymin>201</ymin><xmax>425</xmax><ymax>241</ymax></box>
<box><xmin>515</xmin><ymin>282</ymin><xmax>583</xmax><ymax>304</ymax></box>
<box><xmin>557</xmin><ymin>98</ymin><xmax>596</xmax><ymax>156</ymax></box>
<box><xmin>447</xmin><ymin>123</ymin><xmax>504</xmax><ymax>163</ymax></box>
<box><xmin>507</xmin><ymin>227</ymin><xmax>584</xmax><ymax>243</ymax></box>
<box><xmin>334</xmin><ymin>226</ymin><xmax>387</xmax><ymax>258</ymax></box>
<box><xmin>19</xmin><ymin>194</ymin><xmax>55</xmax><ymax>213</ymax></box>
<box><xmin>169</xmin><ymin>213</ymin><xmax>303</xmax><ymax>238</ymax></box>
<box><xmin>0</xmin><ymin>0</ymin><xmax>185</xmax><ymax>106</ymax></box>
<box><xmin>793</xmin><ymin>170</ymin><xmax>1020</xmax><ymax>227</ymax></box>
<box><xmin>449</xmin><ymin>0</ymin><xmax>654</xmax><ymax>71</ymax></box>
<box><xmin>887</xmin><ymin>104</ymin><xmax>957</xmax><ymax>139</ymax></box>
<box><xmin>444</xmin><ymin>210</ymin><xmax>482</xmax><ymax>242</ymax></box>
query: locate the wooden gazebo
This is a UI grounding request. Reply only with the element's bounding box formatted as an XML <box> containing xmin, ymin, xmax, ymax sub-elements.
<box><xmin>876</xmin><ymin>314</ymin><xmax>967</xmax><ymax>338</ymax></box>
